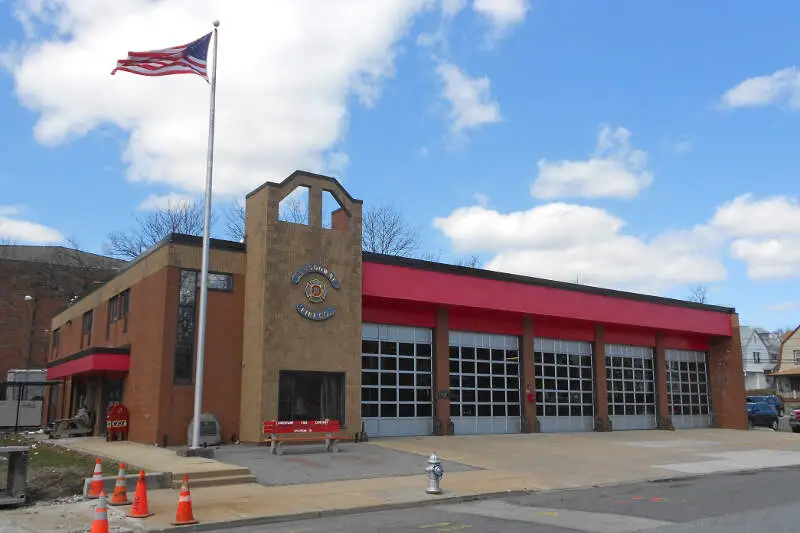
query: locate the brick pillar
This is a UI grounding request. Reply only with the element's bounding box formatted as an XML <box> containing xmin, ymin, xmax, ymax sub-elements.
<box><xmin>654</xmin><ymin>332</ymin><xmax>670</xmax><ymax>429</ymax></box>
<box><xmin>434</xmin><ymin>308</ymin><xmax>451</xmax><ymax>435</ymax></box>
<box><xmin>520</xmin><ymin>316</ymin><xmax>537</xmax><ymax>433</ymax></box>
<box><xmin>709</xmin><ymin>314</ymin><xmax>747</xmax><ymax>429</ymax></box>
<box><xmin>593</xmin><ymin>325</ymin><xmax>611</xmax><ymax>431</ymax></box>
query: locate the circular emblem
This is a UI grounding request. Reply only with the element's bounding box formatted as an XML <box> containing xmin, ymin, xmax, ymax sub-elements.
<box><xmin>304</xmin><ymin>278</ymin><xmax>327</xmax><ymax>304</ymax></box>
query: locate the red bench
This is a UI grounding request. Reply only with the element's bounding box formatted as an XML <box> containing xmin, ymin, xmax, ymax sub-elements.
<box><xmin>263</xmin><ymin>419</ymin><xmax>342</xmax><ymax>455</ymax></box>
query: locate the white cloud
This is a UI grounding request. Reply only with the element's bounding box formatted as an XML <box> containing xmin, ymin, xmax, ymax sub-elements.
<box><xmin>710</xmin><ymin>194</ymin><xmax>800</xmax><ymax>280</ymax></box>
<box><xmin>472</xmin><ymin>0</ymin><xmax>528</xmax><ymax>38</ymax></box>
<box><xmin>721</xmin><ymin>67</ymin><xmax>800</xmax><ymax>109</ymax></box>
<box><xmin>138</xmin><ymin>193</ymin><xmax>197</xmax><ymax>211</ymax></box>
<box><xmin>432</xmin><ymin>203</ymin><xmax>725</xmax><ymax>292</ymax></box>
<box><xmin>531</xmin><ymin>125</ymin><xmax>654</xmax><ymax>200</ymax></box>
<box><xmin>0</xmin><ymin>205</ymin><xmax>63</xmax><ymax>243</ymax></box>
<box><xmin>3</xmin><ymin>0</ymin><xmax>436</xmax><ymax>198</ymax></box>
<box><xmin>436</xmin><ymin>62</ymin><xmax>501</xmax><ymax>135</ymax></box>
<box><xmin>767</xmin><ymin>301</ymin><xmax>800</xmax><ymax>312</ymax></box>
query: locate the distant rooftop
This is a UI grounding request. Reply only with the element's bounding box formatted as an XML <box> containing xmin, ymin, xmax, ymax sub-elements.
<box><xmin>0</xmin><ymin>245</ymin><xmax>127</xmax><ymax>271</ymax></box>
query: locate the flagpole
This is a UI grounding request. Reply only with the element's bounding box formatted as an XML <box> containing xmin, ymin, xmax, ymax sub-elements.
<box><xmin>190</xmin><ymin>20</ymin><xmax>219</xmax><ymax>450</ymax></box>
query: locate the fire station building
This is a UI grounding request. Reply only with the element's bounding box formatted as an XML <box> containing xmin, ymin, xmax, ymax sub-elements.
<box><xmin>43</xmin><ymin>171</ymin><xmax>747</xmax><ymax>445</ymax></box>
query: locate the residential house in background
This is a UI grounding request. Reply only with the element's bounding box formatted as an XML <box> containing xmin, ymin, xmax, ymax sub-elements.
<box><xmin>0</xmin><ymin>245</ymin><xmax>125</xmax><ymax>378</ymax></box>
<box><xmin>770</xmin><ymin>326</ymin><xmax>800</xmax><ymax>397</ymax></box>
<box><xmin>740</xmin><ymin>326</ymin><xmax>781</xmax><ymax>390</ymax></box>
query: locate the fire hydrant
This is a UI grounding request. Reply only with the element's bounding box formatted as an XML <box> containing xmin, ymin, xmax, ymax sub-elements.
<box><xmin>425</xmin><ymin>452</ymin><xmax>444</xmax><ymax>494</ymax></box>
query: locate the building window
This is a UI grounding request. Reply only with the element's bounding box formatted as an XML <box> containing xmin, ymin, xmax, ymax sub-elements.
<box><xmin>770</xmin><ymin>351</ymin><xmax>778</xmax><ymax>362</ymax></box>
<box><xmin>51</xmin><ymin>328</ymin><xmax>60</xmax><ymax>360</ymax></box>
<box><xmin>174</xmin><ymin>270</ymin><xmax>198</xmax><ymax>384</ymax></box>
<box><xmin>190</xmin><ymin>271</ymin><xmax>233</xmax><ymax>291</ymax></box>
<box><xmin>120</xmin><ymin>289</ymin><xmax>130</xmax><ymax>333</ymax></box>
<box><xmin>753</xmin><ymin>351</ymin><xmax>761</xmax><ymax>364</ymax></box>
<box><xmin>81</xmin><ymin>310</ymin><xmax>93</xmax><ymax>348</ymax></box>
<box><xmin>278</xmin><ymin>371</ymin><xmax>345</xmax><ymax>424</ymax></box>
<box><xmin>794</xmin><ymin>350</ymin><xmax>800</xmax><ymax>365</ymax></box>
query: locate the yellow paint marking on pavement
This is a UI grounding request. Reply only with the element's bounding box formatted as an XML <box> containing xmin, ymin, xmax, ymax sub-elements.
<box><xmin>438</xmin><ymin>525</ymin><xmax>472</xmax><ymax>532</ymax></box>
<box><xmin>418</xmin><ymin>522</ymin><xmax>452</xmax><ymax>529</ymax></box>
<box><xmin>535</xmin><ymin>511</ymin><xmax>559</xmax><ymax>517</ymax></box>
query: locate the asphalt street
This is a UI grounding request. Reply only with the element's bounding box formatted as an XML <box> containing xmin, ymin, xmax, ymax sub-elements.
<box><xmin>215</xmin><ymin>465</ymin><xmax>800</xmax><ymax>533</ymax></box>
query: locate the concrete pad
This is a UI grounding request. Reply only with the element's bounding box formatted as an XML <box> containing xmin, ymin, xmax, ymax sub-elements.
<box><xmin>214</xmin><ymin>442</ymin><xmax>479</xmax><ymax>486</ymax></box>
<box><xmin>41</xmin><ymin>436</ymin><xmax>253</xmax><ymax>485</ymax></box>
<box><xmin>82</xmin><ymin>472</ymin><xmax>171</xmax><ymax>498</ymax></box>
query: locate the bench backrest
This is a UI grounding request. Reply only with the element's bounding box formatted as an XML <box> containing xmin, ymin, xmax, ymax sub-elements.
<box><xmin>263</xmin><ymin>419</ymin><xmax>341</xmax><ymax>435</ymax></box>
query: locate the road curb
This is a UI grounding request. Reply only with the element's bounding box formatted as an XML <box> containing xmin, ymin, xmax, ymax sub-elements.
<box><xmin>143</xmin><ymin>463</ymin><xmax>800</xmax><ymax>532</ymax></box>
<box><xmin>144</xmin><ymin>488</ymin><xmax>535</xmax><ymax>533</ymax></box>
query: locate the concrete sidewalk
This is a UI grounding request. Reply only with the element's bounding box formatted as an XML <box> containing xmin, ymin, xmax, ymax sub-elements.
<box><xmin>8</xmin><ymin>429</ymin><xmax>800</xmax><ymax>532</ymax></box>
<box><xmin>40</xmin><ymin>436</ymin><xmax>255</xmax><ymax>488</ymax></box>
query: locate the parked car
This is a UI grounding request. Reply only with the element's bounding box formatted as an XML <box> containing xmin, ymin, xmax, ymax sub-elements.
<box><xmin>746</xmin><ymin>395</ymin><xmax>784</xmax><ymax>417</ymax></box>
<box><xmin>788</xmin><ymin>409</ymin><xmax>800</xmax><ymax>433</ymax></box>
<box><xmin>747</xmin><ymin>401</ymin><xmax>779</xmax><ymax>430</ymax></box>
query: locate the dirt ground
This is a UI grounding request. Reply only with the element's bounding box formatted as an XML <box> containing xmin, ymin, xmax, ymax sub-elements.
<box><xmin>0</xmin><ymin>433</ymin><xmax>119</xmax><ymax>503</ymax></box>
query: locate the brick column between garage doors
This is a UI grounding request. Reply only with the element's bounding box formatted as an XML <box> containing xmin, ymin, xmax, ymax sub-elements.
<box><xmin>593</xmin><ymin>325</ymin><xmax>611</xmax><ymax>432</ymax></box>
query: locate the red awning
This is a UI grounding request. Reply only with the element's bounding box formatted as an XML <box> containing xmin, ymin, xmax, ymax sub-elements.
<box><xmin>47</xmin><ymin>351</ymin><xmax>130</xmax><ymax>380</ymax></box>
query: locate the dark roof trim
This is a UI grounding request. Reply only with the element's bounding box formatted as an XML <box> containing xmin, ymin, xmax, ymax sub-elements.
<box><xmin>167</xmin><ymin>233</ymin><xmax>246</xmax><ymax>252</ymax></box>
<box><xmin>362</xmin><ymin>252</ymin><xmax>737</xmax><ymax>315</ymax></box>
<box><xmin>46</xmin><ymin>346</ymin><xmax>130</xmax><ymax>368</ymax></box>
<box><xmin>246</xmin><ymin>170</ymin><xmax>363</xmax><ymax>204</ymax></box>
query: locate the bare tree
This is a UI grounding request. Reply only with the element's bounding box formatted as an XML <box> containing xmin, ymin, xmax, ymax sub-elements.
<box><xmin>362</xmin><ymin>203</ymin><xmax>420</xmax><ymax>257</ymax></box>
<box><xmin>280</xmin><ymin>197</ymin><xmax>308</xmax><ymax>224</ymax></box>
<box><xmin>456</xmin><ymin>255</ymin><xmax>481</xmax><ymax>268</ymax></box>
<box><xmin>225</xmin><ymin>199</ymin><xmax>246</xmax><ymax>243</ymax></box>
<box><xmin>775</xmin><ymin>326</ymin><xmax>796</xmax><ymax>338</ymax></box>
<box><xmin>103</xmin><ymin>200</ymin><xmax>212</xmax><ymax>259</ymax></box>
<box><xmin>687</xmin><ymin>284</ymin><xmax>708</xmax><ymax>304</ymax></box>
<box><xmin>418</xmin><ymin>249</ymin><xmax>442</xmax><ymax>262</ymax></box>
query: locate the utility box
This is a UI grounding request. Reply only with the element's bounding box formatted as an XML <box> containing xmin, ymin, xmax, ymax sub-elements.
<box><xmin>187</xmin><ymin>413</ymin><xmax>222</xmax><ymax>446</ymax></box>
<box><xmin>0</xmin><ymin>446</ymin><xmax>29</xmax><ymax>507</ymax></box>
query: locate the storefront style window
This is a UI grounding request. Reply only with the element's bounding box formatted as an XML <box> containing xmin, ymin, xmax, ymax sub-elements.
<box><xmin>278</xmin><ymin>371</ymin><xmax>345</xmax><ymax>424</ymax></box>
<box><xmin>174</xmin><ymin>270</ymin><xmax>197</xmax><ymax>384</ymax></box>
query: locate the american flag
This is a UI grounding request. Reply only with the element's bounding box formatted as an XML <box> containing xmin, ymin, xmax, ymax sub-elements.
<box><xmin>111</xmin><ymin>32</ymin><xmax>212</xmax><ymax>80</ymax></box>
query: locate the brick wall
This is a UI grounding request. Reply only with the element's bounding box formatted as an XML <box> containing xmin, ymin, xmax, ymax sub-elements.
<box><xmin>0</xmin><ymin>258</ymin><xmax>116</xmax><ymax>378</ymax></box>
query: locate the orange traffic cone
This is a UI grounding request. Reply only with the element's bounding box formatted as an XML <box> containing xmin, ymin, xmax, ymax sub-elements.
<box><xmin>90</xmin><ymin>491</ymin><xmax>110</xmax><ymax>533</ymax></box>
<box><xmin>171</xmin><ymin>475</ymin><xmax>198</xmax><ymax>526</ymax></box>
<box><xmin>109</xmin><ymin>463</ymin><xmax>130</xmax><ymax>506</ymax></box>
<box><xmin>87</xmin><ymin>457</ymin><xmax>104</xmax><ymax>499</ymax></box>
<box><xmin>126</xmin><ymin>470</ymin><xmax>153</xmax><ymax>518</ymax></box>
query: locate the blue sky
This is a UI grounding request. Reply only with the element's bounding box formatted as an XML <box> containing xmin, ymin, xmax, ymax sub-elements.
<box><xmin>1</xmin><ymin>1</ymin><xmax>798</xmax><ymax>331</ymax></box>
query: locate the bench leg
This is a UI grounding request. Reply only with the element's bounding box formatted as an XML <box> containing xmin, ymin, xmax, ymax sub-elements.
<box><xmin>332</xmin><ymin>439</ymin><xmax>339</xmax><ymax>453</ymax></box>
<box><xmin>270</xmin><ymin>435</ymin><xmax>277</xmax><ymax>454</ymax></box>
<box><xmin>324</xmin><ymin>438</ymin><xmax>332</xmax><ymax>452</ymax></box>
<box><xmin>276</xmin><ymin>441</ymin><xmax>284</xmax><ymax>456</ymax></box>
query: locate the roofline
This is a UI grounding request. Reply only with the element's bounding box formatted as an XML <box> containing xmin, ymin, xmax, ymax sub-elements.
<box><xmin>46</xmin><ymin>346</ymin><xmax>131</xmax><ymax>368</ymax></box>
<box><xmin>53</xmin><ymin>233</ymin><xmax>245</xmax><ymax>316</ymax></box>
<box><xmin>245</xmin><ymin>170</ymin><xmax>363</xmax><ymax>204</ymax></box>
<box><xmin>362</xmin><ymin>252</ymin><xmax>737</xmax><ymax>314</ymax></box>
<box><xmin>777</xmin><ymin>324</ymin><xmax>800</xmax><ymax>369</ymax></box>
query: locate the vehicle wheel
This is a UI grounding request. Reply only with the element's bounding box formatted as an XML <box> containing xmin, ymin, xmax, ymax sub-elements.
<box><xmin>771</xmin><ymin>419</ymin><xmax>779</xmax><ymax>431</ymax></box>
<box><xmin>779</xmin><ymin>409</ymin><xmax>784</xmax><ymax>417</ymax></box>
<box><xmin>792</xmin><ymin>427</ymin><xmax>800</xmax><ymax>434</ymax></box>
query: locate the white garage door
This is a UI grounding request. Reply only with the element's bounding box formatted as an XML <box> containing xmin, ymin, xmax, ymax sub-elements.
<box><xmin>606</xmin><ymin>344</ymin><xmax>657</xmax><ymax>431</ymax></box>
<box><xmin>666</xmin><ymin>349</ymin><xmax>713</xmax><ymax>429</ymax></box>
<box><xmin>534</xmin><ymin>338</ymin><xmax>595</xmax><ymax>432</ymax></box>
<box><xmin>449</xmin><ymin>331</ymin><xmax>522</xmax><ymax>435</ymax></box>
<box><xmin>361</xmin><ymin>324</ymin><xmax>433</xmax><ymax>437</ymax></box>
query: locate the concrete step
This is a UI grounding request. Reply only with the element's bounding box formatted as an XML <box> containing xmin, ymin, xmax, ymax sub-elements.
<box><xmin>172</xmin><ymin>474</ymin><xmax>257</xmax><ymax>489</ymax></box>
<box><xmin>172</xmin><ymin>467</ymin><xmax>252</xmax><ymax>480</ymax></box>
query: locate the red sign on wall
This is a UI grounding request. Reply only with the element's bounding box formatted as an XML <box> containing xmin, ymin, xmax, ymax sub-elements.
<box><xmin>105</xmin><ymin>402</ymin><xmax>129</xmax><ymax>442</ymax></box>
<box><xmin>263</xmin><ymin>419</ymin><xmax>340</xmax><ymax>435</ymax></box>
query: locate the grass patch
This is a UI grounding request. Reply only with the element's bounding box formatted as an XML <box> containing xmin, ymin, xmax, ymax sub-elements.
<box><xmin>0</xmin><ymin>433</ymin><xmax>120</xmax><ymax>503</ymax></box>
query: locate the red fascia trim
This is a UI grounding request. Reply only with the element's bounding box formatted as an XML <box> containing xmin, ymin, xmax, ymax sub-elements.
<box><xmin>46</xmin><ymin>353</ymin><xmax>130</xmax><ymax>380</ymax></box>
<box><xmin>362</xmin><ymin>262</ymin><xmax>733</xmax><ymax>336</ymax></box>
<box><xmin>534</xmin><ymin>318</ymin><xmax>595</xmax><ymax>342</ymax></box>
<box><xmin>604</xmin><ymin>327</ymin><xmax>656</xmax><ymax>347</ymax></box>
<box><xmin>362</xmin><ymin>297</ymin><xmax>437</xmax><ymax>328</ymax></box>
<box><xmin>449</xmin><ymin>307</ymin><xmax>523</xmax><ymax>336</ymax></box>
<box><xmin>663</xmin><ymin>334</ymin><xmax>710</xmax><ymax>351</ymax></box>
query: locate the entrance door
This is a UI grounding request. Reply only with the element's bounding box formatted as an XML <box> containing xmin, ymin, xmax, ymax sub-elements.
<box><xmin>101</xmin><ymin>378</ymin><xmax>124</xmax><ymax>435</ymax></box>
